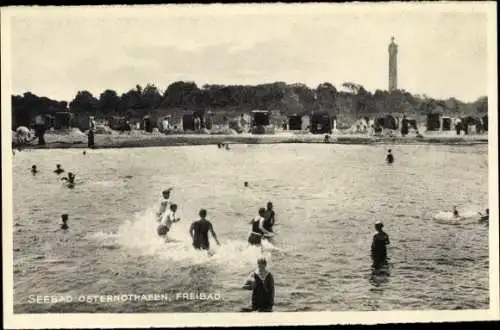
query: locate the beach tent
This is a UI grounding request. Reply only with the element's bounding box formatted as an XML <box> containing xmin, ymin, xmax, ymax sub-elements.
<box><xmin>310</xmin><ymin>112</ymin><xmax>333</xmax><ymax>134</ymax></box>
<box><xmin>426</xmin><ymin>113</ymin><xmax>441</xmax><ymax>131</ymax></box>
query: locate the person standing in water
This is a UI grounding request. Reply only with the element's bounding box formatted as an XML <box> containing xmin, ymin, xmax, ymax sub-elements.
<box><xmin>263</xmin><ymin>202</ymin><xmax>276</xmax><ymax>243</ymax></box>
<box><xmin>248</xmin><ymin>208</ymin><xmax>273</xmax><ymax>247</ymax></box>
<box><xmin>31</xmin><ymin>165</ymin><xmax>38</xmax><ymax>175</ymax></box>
<box><xmin>371</xmin><ymin>221</ymin><xmax>390</xmax><ymax>269</ymax></box>
<box><xmin>189</xmin><ymin>209</ymin><xmax>220</xmax><ymax>251</ymax></box>
<box><xmin>386</xmin><ymin>149</ymin><xmax>394</xmax><ymax>164</ymax></box>
<box><xmin>60</xmin><ymin>214</ymin><xmax>69</xmax><ymax>230</ymax></box>
<box><xmin>54</xmin><ymin>164</ymin><xmax>65</xmax><ymax>174</ymax></box>
<box><xmin>157</xmin><ymin>203</ymin><xmax>181</xmax><ymax>240</ymax></box>
<box><xmin>156</xmin><ymin>188</ymin><xmax>173</xmax><ymax>222</ymax></box>
<box><xmin>242</xmin><ymin>258</ymin><xmax>275</xmax><ymax>312</ymax></box>
<box><xmin>453</xmin><ymin>206</ymin><xmax>459</xmax><ymax>218</ymax></box>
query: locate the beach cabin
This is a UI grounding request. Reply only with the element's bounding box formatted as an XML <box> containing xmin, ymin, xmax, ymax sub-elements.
<box><xmin>426</xmin><ymin>113</ymin><xmax>441</xmax><ymax>131</ymax></box>
<box><xmin>108</xmin><ymin>116</ymin><xmax>131</xmax><ymax>131</ymax></box>
<box><xmin>441</xmin><ymin>116</ymin><xmax>452</xmax><ymax>131</ymax></box>
<box><xmin>482</xmin><ymin>115</ymin><xmax>488</xmax><ymax>132</ymax></box>
<box><xmin>143</xmin><ymin>115</ymin><xmax>153</xmax><ymax>133</ymax></box>
<box><xmin>287</xmin><ymin>114</ymin><xmax>310</xmax><ymax>131</ymax></box>
<box><xmin>375</xmin><ymin>115</ymin><xmax>397</xmax><ymax>130</ymax></box>
<box><xmin>288</xmin><ymin>114</ymin><xmax>302</xmax><ymax>130</ymax></box>
<box><xmin>310</xmin><ymin>112</ymin><xmax>333</xmax><ymax>134</ymax></box>
<box><xmin>251</xmin><ymin>110</ymin><xmax>270</xmax><ymax>127</ymax></box>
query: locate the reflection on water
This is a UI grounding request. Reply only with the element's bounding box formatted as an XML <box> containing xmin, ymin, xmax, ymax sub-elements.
<box><xmin>12</xmin><ymin>144</ymin><xmax>489</xmax><ymax>312</ymax></box>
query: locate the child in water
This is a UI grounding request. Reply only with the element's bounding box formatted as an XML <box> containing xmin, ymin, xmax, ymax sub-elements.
<box><xmin>157</xmin><ymin>204</ymin><xmax>181</xmax><ymax>241</ymax></box>
<box><xmin>242</xmin><ymin>258</ymin><xmax>275</xmax><ymax>312</ymax></box>
<box><xmin>156</xmin><ymin>188</ymin><xmax>173</xmax><ymax>222</ymax></box>
<box><xmin>60</xmin><ymin>214</ymin><xmax>69</xmax><ymax>230</ymax></box>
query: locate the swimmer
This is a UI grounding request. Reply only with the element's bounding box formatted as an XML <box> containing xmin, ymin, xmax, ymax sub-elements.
<box><xmin>244</xmin><ymin>181</ymin><xmax>249</xmax><ymax>187</ymax></box>
<box><xmin>248</xmin><ymin>208</ymin><xmax>273</xmax><ymax>247</ymax></box>
<box><xmin>371</xmin><ymin>221</ymin><xmax>390</xmax><ymax>269</ymax></box>
<box><xmin>263</xmin><ymin>202</ymin><xmax>276</xmax><ymax>243</ymax></box>
<box><xmin>478</xmin><ymin>208</ymin><xmax>489</xmax><ymax>223</ymax></box>
<box><xmin>31</xmin><ymin>165</ymin><xmax>38</xmax><ymax>175</ymax></box>
<box><xmin>156</xmin><ymin>188</ymin><xmax>173</xmax><ymax>222</ymax></box>
<box><xmin>386</xmin><ymin>149</ymin><xmax>394</xmax><ymax>164</ymax></box>
<box><xmin>242</xmin><ymin>257</ymin><xmax>275</xmax><ymax>312</ymax></box>
<box><xmin>157</xmin><ymin>203</ymin><xmax>181</xmax><ymax>240</ymax></box>
<box><xmin>54</xmin><ymin>164</ymin><xmax>65</xmax><ymax>174</ymax></box>
<box><xmin>189</xmin><ymin>209</ymin><xmax>220</xmax><ymax>251</ymax></box>
<box><xmin>60</xmin><ymin>214</ymin><xmax>69</xmax><ymax>230</ymax></box>
<box><xmin>453</xmin><ymin>206</ymin><xmax>459</xmax><ymax>218</ymax></box>
<box><xmin>61</xmin><ymin>172</ymin><xmax>76</xmax><ymax>184</ymax></box>
<box><xmin>83</xmin><ymin>151</ymin><xmax>87</xmax><ymax>155</ymax></box>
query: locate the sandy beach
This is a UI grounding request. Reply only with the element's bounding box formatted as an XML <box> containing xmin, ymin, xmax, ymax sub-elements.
<box><xmin>15</xmin><ymin>130</ymin><xmax>488</xmax><ymax>150</ymax></box>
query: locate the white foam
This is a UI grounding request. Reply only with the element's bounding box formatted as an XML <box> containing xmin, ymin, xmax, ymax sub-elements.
<box><xmin>94</xmin><ymin>205</ymin><xmax>274</xmax><ymax>268</ymax></box>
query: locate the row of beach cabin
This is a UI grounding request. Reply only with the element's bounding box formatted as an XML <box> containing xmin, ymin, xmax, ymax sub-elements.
<box><xmin>28</xmin><ymin>110</ymin><xmax>488</xmax><ymax>135</ymax></box>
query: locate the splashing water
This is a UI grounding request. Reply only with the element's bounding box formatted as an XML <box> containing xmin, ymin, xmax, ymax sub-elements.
<box><xmin>89</xmin><ymin>205</ymin><xmax>275</xmax><ymax>269</ymax></box>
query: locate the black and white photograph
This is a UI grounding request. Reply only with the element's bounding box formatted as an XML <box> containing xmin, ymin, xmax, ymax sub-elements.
<box><xmin>1</xmin><ymin>2</ymin><xmax>498</xmax><ymax>328</ymax></box>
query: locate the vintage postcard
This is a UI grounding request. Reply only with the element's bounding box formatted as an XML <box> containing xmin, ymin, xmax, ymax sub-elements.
<box><xmin>1</xmin><ymin>2</ymin><xmax>498</xmax><ymax>328</ymax></box>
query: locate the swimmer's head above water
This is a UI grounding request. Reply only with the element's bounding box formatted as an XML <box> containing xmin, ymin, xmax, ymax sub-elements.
<box><xmin>258</xmin><ymin>207</ymin><xmax>266</xmax><ymax>217</ymax></box>
<box><xmin>56</xmin><ymin>164</ymin><xmax>62</xmax><ymax>169</ymax></box>
<box><xmin>61</xmin><ymin>214</ymin><xmax>68</xmax><ymax>222</ymax></box>
<box><xmin>170</xmin><ymin>203</ymin><xmax>178</xmax><ymax>212</ymax></box>
<box><xmin>244</xmin><ymin>181</ymin><xmax>249</xmax><ymax>187</ymax></box>
<box><xmin>375</xmin><ymin>221</ymin><xmax>384</xmax><ymax>231</ymax></box>
<box><xmin>162</xmin><ymin>188</ymin><xmax>172</xmax><ymax>199</ymax></box>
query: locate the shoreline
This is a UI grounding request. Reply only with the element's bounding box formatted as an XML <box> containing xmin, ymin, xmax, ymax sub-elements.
<box><xmin>15</xmin><ymin>133</ymin><xmax>489</xmax><ymax>150</ymax></box>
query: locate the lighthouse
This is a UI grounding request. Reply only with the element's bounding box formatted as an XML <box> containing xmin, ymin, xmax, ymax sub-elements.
<box><xmin>388</xmin><ymin>36</ymin><xmax>398</xmax><ymax>92</ymax></box>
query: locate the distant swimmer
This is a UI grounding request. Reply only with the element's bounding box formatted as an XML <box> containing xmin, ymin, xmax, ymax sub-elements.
<box><xmin>31</xmin><ymin>165</ymin><xmax>38</xmax><ymax>175</ymax></box>
<box><xmin>386</xmin><ymin>149</ymin><xmax>394</xmax><ymax>164</ymax></box>
<box><xmin>248</xmin><ymin>208</ymin><xmax>274</xmax><ymax>247</ymax></box>
<box><xmin>478</xmin><ymin>208</ymin><xmax>489</xmax><ymax>223</ymax></box>
<box><xmin>156</xmin><ymin>188</ymin><xmax>173</xmax><ymax>222</ymax></box>
<box><xmin>157</xmin><ymin>203</ymin><xmax>181</xmax><ymax>240</ymax></box>
<box><xmin>371</xmin><ymin>221</ymin><xmax>390</xmax><ymax>269</ymax></box>
<box><xmin>54</xmin><ymin>164</ymin><xmax>65</xmax><ymax>174</ymax></box>
<box><xmin>60</xmin><ymin>214</ymin><xmax>69</xmax><ymax>230</ymax></box>
<box><xmin>225</xmin><ymin>144</ymin><xmax>230</xmax><ymax>150</ymax></box>
<box><xmin>242</xmin><ymin>257</ymin><xmax>275</xmax><ymax>312</ymax></box>
<box><xmin>244</xmin><ymin>181</ymin><xmax>249</xmax><ymax>188</ymax></box>
<box><xmin>189</xmin><ymin>209</ymin><xmax>220</xmax><ymax>251</ymax></box>
<box><xmin>83</xmin><ymin>151</ymin><xmax>87</xmax><ymax>155</ymax></box>
<box><xmin>453</xmin><ymin>206</ymin><xmax>459</xmax><ymax>218</ymax></box>
<box><xmin>61</xmin><ymin>172</ymin><xmax>76</xmax><ymax>184</ymax></box>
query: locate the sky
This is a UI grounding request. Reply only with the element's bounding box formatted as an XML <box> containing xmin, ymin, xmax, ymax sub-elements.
<box><xmin>3</xmin><ymin>3</ymin><xmax>493</xmax><ymax>103</ymax></box>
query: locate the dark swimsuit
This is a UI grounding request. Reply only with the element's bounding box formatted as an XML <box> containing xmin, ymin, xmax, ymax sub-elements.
<box><xmin>192</xmin><ymin>220</ymin><xmax>212</xmax><ymax>250</ymax></box>
<box><xmin>251</xmin><ymin>272</ymin><xmax>274</xmax><ymax>312</ymax></box>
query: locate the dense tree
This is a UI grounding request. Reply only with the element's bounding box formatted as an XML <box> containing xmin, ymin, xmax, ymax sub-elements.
<box><xmin>12</xmin><ymin>81</ymin><xmax>488</xmax><ymax>131</ymax></box>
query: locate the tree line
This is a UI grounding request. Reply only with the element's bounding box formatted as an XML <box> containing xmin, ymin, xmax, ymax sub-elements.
<box><xmin>11</xmin><ymin>81</ymin><xmax>488</xmax><ymax>129</ymax></box>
